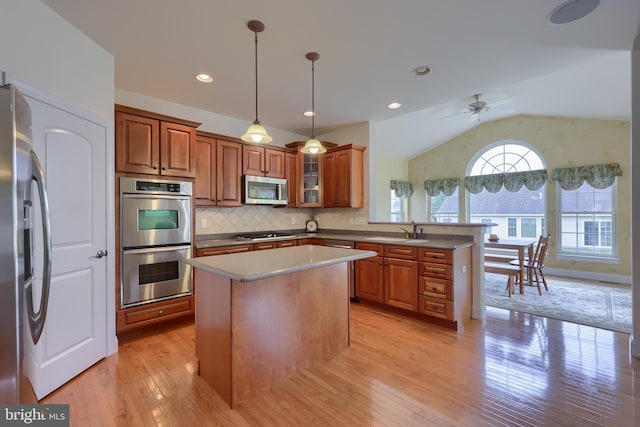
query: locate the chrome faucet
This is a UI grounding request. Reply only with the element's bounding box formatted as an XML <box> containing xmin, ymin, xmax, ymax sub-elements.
<box><xmin>400</xmin><ymin>227</ymin><xmax>412</xmax><ymax>238</ymax></box>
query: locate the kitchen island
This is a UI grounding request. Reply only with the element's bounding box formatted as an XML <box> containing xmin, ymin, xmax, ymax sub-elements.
<box><xmin>187</xmin><ymin>245</ymin><xmax>376</xmax><ymax>408</ymax></box>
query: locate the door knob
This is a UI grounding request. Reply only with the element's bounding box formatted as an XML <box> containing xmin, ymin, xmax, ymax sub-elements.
<box><xmin>94</xmin><ymin>249</ymin><xmax>108</xmax><ymax>259</ymax></box>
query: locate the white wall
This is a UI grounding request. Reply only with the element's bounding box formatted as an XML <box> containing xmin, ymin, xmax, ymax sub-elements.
<box><xmin>1</xmin><ymin>2</ymin><xmax>114</xmax><ymax>120</ymax></box>
<box><xmin>375</xmin><ymin>154</ymin><xmax>409</xmax><ymax>222</ymax></box>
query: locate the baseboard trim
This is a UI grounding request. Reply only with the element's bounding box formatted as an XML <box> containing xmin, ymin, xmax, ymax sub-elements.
<box><xmin>544</xmin><ymin>267</ymin><xmax>631</xmax><ymax>285</ymax></box>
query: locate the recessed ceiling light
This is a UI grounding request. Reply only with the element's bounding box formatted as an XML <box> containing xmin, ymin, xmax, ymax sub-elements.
<box><xmin>387</xmin><ymin>102</ymin><xmax>401</xmax><ymax>109</ymax></box>
<box><xmin>195</xmin><ymin>73</ymin><xmax>213</xmax><ymax>83</ymax></box>
<box><xmin>548</xmin><ymin>0</ymin><xmax>599</xmax><ymax>25</ymax></box>
<box><xmin>412</xmin><ymin>66</ymin><xmax>431</xmax><ymax>76</ymax></box>
<box><xmin>303</xmin><ymin>111</ymin><xmax>315</xmax><ymax>117</ymax></box>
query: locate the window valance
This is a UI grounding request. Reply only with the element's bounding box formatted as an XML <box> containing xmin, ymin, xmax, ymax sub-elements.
<box><xmin>464</xmin><ymin>169</ymin><xmax>547</xmax><ymax>194</ymax></box>
<box><xmin>424</xmin><ymin>178</ymin><xmax>460</xmax><ymax>197</ymax></box>
<box><xmin>551</xmin><ymin>163</ymin><xmax>622</xmax><ymax>190</ymax></box>
<box><xmin>390</xmin><ymin>180</ymin><xmax>413</xmax><ymax>198</ymax></box>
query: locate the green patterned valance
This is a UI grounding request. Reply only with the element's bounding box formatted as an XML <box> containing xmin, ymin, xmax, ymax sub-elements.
<box><xmin>552</xmin><ymin>163</ymin><xmax>622</xmax><ymax>191</ymax></box>
<box><xmin>424</xmin><ymin>178</ymin><xmax>460</xmax><ymax>197</ymax></box>
<box><xmin>390</xmin><ymin>180</ymin><xmax>413</xmax><ymax>198</ymax></box>
<box><xmin>464</xmin><ymin>169</ymin><xmax>547</xmax><ymax>194</ymax></box>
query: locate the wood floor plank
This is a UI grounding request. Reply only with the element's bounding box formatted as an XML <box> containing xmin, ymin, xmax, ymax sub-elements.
<box><xmin>41</xmin><ymin>304</ymin><xmax>639</xmax><ymax>426</ymax></box>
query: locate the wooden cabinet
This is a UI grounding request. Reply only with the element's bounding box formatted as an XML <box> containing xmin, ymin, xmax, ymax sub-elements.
<box><xmin>196</xmin><ymin>245</ymin><xmax>252</xmax><ymax>257</ymax></box>
<box><xmin>117</xmin><ymin>297</ymin><xmax>194</xmax><ymax>333</ymax></box>
<box><xmin>417</xmin><ymin>246</ymin><xmax>472</xmax><ymax>329</ymax></box>
<box><xmin>115</xmin><ymin>105</ymin><xmax>200</xmax><ymax>178</ymax></box>
<box><xmin>323</xmin><ymin>144</ymin><xmax>365</xmax><ymax>208</ymax></box>
<box><xmin>355</xmin><ymin>254</ymin><xmax>385</xmax><ymax>303</ymax></box>
<box><xmin>242</xmin><ymin>145</ymin><xmax>286</xmax><ymax>178</ymax></box>
<box><xmin>195</xmin><ymin>132</ymin><xmax>242</xmax><ymax>207</ymax></box>
<box><xmin>285</xmin><ymin>152</ymin><xmax>299</xmax><ymax>207</ymax></box>
<box><xmin>284</xmin><ymin>141</ymin><xmax>337</xmax><ymax>208</ymax></box>
<box><xmin>355</xmin><ymin>243</ymin><xmax>418</xmax><ymax>310</ymax></box>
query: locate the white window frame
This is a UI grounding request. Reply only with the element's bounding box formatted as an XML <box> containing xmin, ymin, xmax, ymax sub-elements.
<box><xmin>555</xmin><ymin>181</ymin><xmax>618</xmax><ymax>264</ymax></box>
<box><xmin>390</xmin><ymin>189</ymin><xmax>408</xmax><ymax>223</ymax></box>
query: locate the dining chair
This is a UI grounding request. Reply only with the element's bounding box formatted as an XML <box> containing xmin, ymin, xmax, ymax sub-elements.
<box><xmin>511</xmin><ymin>234</ymin><xmax>551</xmax><ymax>295</ymax></box>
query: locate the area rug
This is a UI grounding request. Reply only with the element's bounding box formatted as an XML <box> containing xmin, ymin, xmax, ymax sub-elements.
<box><xmin>484</xmin><ymin>273</ymin><xmax>632</xmax><ymax>333</ymax></box>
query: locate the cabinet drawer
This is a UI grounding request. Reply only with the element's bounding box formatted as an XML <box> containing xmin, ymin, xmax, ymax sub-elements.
<box><xmin>420</xmin><ymin>262</ymin><xmax>453</xmax><ymax>279</ymax></box>
<box><xmin>198</xmin><ymin>245</ymin><xmax>252</xmax><ymax>256</ymax></box>
<box><xmin>356</xmin><ymin>242</ymin><xmax>383</xmax><ymax>256</ymax></box>
<box><xmin>419</xmin><ymin>277</ymin><xmax>452</xmax><ymax>299</ymax></box>
<box><xmin>276</xmin><ymin>240</ymin><xmax>297</xmax><ymax>248</ymax></box>
<box><xmin>418</xmin><ymin>248</ymin><xmax>452</xmax><ymax>264</ymax></box>
<box><xmin>419</xmin><ymin>296</ymin><xmax>452</xmax><ymax>320</ymax></box>
<box><xmin>297</xmin><ymin>238</ymin><xmax>312</xmax><ymax>245</ymax></box>
<box><xmin>384</xmin><ymin>245</ymin><xmax>417</xmax><ymax>260</ymax></box>
<box><xmin>254</xmin><ymin>242</ymin><xmax>276</xmax><ymax>250</ymax></box>
<box><xmin>124</xmin><ymin>298</ymin><xmax>193</xmax><ymax>326</ymax></box>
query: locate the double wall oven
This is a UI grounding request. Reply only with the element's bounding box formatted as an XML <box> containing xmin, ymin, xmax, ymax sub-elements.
<box><xmin>120</xmin><ymin>177</ymin><xmax>192</xmax><ymax>308</ymax></box>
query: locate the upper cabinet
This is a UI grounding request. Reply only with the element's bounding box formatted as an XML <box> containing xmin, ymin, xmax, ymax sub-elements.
<box><xmin>115</xmin><ymin>105</ymin><xmax>200</xmax><ymax>178</ymax></box>
<box><xmin>323</xmin><ymin>144</ymin><xmax>366</xmax><ymax>208</ymax></box>
<box><xmin>242</xmin><ymin>145</ymin><xmax>286</xmax><ymax>178</ymax></box>
<box><xmin>195</xmin><ymin>132</ymin><xmax>242</xmax><ymax>207</ymax></box>
<box><xmin>285</xmin><ymin>141</ymin><xmax>338</xmax><ymax>208</ymax></box>
<box><xmin>285</xmin><ymin>152</ymin><xmax>299</xmax><ymax>208</ymax></box>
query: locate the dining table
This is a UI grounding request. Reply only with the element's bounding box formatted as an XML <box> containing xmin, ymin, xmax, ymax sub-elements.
<box><xmin>484</xmin><ymin>238</ymin><xmax>536</xmax><ymax>293</ymax></box>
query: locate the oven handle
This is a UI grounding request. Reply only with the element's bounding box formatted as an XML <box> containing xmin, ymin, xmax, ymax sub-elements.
<box><xmin>123</xmin><ymin>244</ymin><xmax>192</xmax><ymax>255</ymax></box>
<box><xmin>122</xmin><ymin>194</ymin><xmax>191</xmax><ymax>201</ymax></box>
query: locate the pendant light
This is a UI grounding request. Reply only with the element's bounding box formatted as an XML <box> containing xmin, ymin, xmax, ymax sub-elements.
<box><xmin>300</xmin><ymin>52</ymin><xmax>326</xmax><ymax>154</ymax></box>
<box><xmin>241</xmin><ymin>20</ymin><xmax>272</xmax><ymax>144</ymax></box>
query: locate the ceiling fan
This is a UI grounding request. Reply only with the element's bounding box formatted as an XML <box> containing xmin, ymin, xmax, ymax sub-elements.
<box><xmin>463</xmin><ymin>93</ymin><xmax>513</xmax><ymax>122</ymax></box>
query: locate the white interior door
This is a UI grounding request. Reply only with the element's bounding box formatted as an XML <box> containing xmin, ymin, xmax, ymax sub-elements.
<box><xmin>23</xmin><ymin>94</ymin><xmax>109</xmax><ymax>399</ymax></box>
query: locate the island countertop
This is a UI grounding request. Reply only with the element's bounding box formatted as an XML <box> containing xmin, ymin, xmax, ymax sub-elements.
<box><xmin>187</xmin><ymin>245</ymin><xmax>377</xmax><ymax>282</ymax></box>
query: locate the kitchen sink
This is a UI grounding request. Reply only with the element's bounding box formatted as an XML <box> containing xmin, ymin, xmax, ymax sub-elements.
<box><xmin>361</xmin><ymin>236</ymin><xmax>412</xmax><ymax>242</ymax></box>
<box><xmin>361</xmin><ymin>236</ymin><xmax>429</xmax><ymax>243</ymax></box>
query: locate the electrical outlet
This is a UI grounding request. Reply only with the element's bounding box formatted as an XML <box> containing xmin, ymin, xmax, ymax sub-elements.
<box><xmin>349</xmin><ymin>217</ymin><xmax>354</xmax><ymax>225</ymax></box>
<box><xmin>200</xmin><ymin>218</ymin><xmax>207</xmax><ymax>228</ymax></box>
<box><xmin>462</xmin><ymin>265</ymin><xmax>467</xmax><ymax>273</ymax></box>
<box><xmin>355</xmin><ymin>217</ymin><xmax>366</xmax><ymax>225</ymax></box>
<box><xmin>291</xmin><ymin>216</ymin><xmax>296</xmax><ymax>225</ymax></box>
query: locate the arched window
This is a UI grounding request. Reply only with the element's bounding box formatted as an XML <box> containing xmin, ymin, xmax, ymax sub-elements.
<box><xmin>466</xmin><ymin>142</ymin><xmax>546</xmax><ymax>239</ymax></box>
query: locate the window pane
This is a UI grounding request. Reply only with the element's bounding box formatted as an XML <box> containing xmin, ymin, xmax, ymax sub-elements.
<box><xmin>521</xmin><ymin>218</ymin><xmax>537</xmax><ymax>237</ymax></box>
<box><xmin>558</xmin><ymin>182</ymin><xmax>615</xmax><ymax>257</ymax></box>
<box><xmin>428</xmin><ymin>188</ymin><xmax>458</xmax><ymax>223</ymax></box>
<box><xmin>508</xmin><ymin>218</ymin><xmax>516</xmax><ymax>237</ymax></box>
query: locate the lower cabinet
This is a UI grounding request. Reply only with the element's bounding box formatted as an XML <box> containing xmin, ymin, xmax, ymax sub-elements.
<box><xmin>355</xmin><ymin>243</ymin><xmax>418</xmax><ymax>310</ymax></box>
<box><xmin>355</xmin><ymin>242</ymin><xmax>471</xmax><ymax>330</ymax></box>
<box><xmin>116</xmin><ymin>295</ymin><xmax>194</xmax><ymax>334</ymax></box>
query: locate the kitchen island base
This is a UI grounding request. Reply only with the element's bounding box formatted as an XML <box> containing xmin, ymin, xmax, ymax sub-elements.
<box><xmin>195</xmin><ymin>263</ymin><xmax>349</xmax><ymax>408</ymax></box>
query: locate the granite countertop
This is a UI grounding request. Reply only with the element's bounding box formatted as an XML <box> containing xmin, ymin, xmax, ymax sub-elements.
<box><xmin>196</xmin><ymin>231</ymin><xmax>473</xmax><ymax>250</ymax></box>
<box><xmin>187</xmin><ymin>245</ymin><xmax>377</xmax><ymax>282</ymax></box>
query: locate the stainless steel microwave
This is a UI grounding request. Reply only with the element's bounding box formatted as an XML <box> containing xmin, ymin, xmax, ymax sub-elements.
<box><xmin>243</xmin><ymin>175</ymin><xmax>288</xmax><ymax>205</ymax></box>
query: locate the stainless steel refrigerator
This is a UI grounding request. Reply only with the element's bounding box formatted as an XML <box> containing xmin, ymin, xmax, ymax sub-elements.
<box><xmin>0</xmin><ymin>75</ymin><xmax>52</xmax><ymax>403</ymax></box>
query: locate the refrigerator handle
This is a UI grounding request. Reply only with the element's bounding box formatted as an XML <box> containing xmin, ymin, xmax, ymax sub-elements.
<box><xmin>26</xmin><ymin>150</ymin><xmax>52</xmax><ymax>344</ymax></box>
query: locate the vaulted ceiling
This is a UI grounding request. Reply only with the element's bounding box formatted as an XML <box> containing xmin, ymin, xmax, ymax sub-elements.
<box><xmin>42</xmin><ymin>0</ymin><xmax>640</xmax><ymax>158</ymax></box>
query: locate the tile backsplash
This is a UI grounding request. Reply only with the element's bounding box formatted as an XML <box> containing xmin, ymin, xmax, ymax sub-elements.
<box><xmin>195</xmin><ymin>206</ymin><xmax>313</xmax><ymax>235</ymax></box>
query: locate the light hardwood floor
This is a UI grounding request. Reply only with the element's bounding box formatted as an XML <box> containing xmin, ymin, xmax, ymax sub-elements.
<box><xmin>42</xmin><ymin>304</ymin><xmax>639</xmax><ymax>426</ymax></box>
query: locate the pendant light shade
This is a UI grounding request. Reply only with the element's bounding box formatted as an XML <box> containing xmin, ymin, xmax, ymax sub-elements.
<box><xmin>241</xmin><ymin>20</ymin><xmax>272</xmax><ymax>144</ymax></box>
<box><xmin>301</xmin><ymin>52</ymin><xmax>326</xmax><ymax>155</ymax></box>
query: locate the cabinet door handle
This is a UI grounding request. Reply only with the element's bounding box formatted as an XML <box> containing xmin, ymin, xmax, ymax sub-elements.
<box><xmin>152</xmin><ymin>165</ymin><xmax>158</xmax><ymax>170</ymax></box>
<box><xmin>378</xmin><ymin>261</ymin><xmax>382</xmax><ymax>265</ymax></box>
<box><xmin>432</xmin><ymin>305</ymin><xmax>438</xmax><ymax>310</ymax></box>
<box><xmin>431</xmin><ymin>286</ymin><xmax>438</xmax><ymax>291</ymax></box>
<box><xmin>162</xmin><ymin>166</ymin><xmax>167</xmax><ymax>170</ymax></box>
<box><xmin>158</xmin><ymin>310</ymin><xmax>164</xmax><ymax>316</ymax></box>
